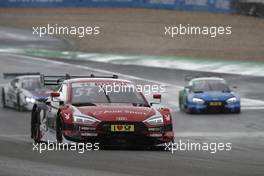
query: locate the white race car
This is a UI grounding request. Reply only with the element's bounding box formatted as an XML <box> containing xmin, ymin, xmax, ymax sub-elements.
<box><xmin>1</xmin><ymin>73</ymin><xmax>52</xmax><ymax>111</ymax></box>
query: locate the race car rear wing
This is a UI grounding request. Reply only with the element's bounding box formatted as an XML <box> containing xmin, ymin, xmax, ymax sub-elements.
<box><xmin>3</xmin><ymin>72</ymin><xmax>40</xmax><ymax>79</ymax></box>
<box><xmin>41</xmin><ymin>74</ymin><xmax>119</xmax><ymax>86</ymax></box>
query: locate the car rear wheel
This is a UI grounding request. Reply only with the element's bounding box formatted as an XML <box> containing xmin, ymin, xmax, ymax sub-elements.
<box><xmin>1</xmin><ymin>88</ymin><xmax>6</xmax><ymax>108</ymax></box>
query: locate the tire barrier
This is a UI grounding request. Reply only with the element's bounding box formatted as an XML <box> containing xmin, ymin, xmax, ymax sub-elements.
<box><xmin>232</xmin><ymin>0</ymin><xmax>264</xmax><ymax>17</ymax></box>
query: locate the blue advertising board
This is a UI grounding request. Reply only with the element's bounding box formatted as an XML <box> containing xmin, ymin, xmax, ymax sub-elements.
<box><xmin>0</xmin><ymin>0</ymin><xmax>235</xmax><ymax>14</ymax></box>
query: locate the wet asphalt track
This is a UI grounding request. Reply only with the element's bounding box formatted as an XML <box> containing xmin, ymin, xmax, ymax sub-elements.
<box><xmin>0</xmin><ymin>24</ymin><xmax>264</xmax><ymax>176</ymax></box>
<box><xmin>0</xmin><ymin>54</ymin><xmax>264</xmax><ymax>176</ymax></box>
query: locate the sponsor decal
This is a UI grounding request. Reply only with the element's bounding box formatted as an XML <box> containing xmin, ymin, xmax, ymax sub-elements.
<box><xmin>64</xmin><ymin>113</ymin><xmax>71</xmax><ymax>120</ymax></box>
<box><xmin>164</xmin><ymin>114</ymin><xmax>171</xmax><ymax>121</ymax></box>
<box><xmin>116</xmin><ymin>117</ymin><xmax>128</xmax><ymax>121</ymax></box>
<box><xmin>111</xmin><ymin>124</ymin><xmax>135</xmax><ymax>132</ymax></box>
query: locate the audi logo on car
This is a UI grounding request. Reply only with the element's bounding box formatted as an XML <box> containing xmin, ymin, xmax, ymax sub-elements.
<box><xmin>116</xmin><ymin>117</ymin><xmax>128</xmax><ymax>121</ymax></box>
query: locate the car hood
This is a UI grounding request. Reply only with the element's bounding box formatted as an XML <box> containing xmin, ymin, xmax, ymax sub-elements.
<box><xmin>72</xmin><ymin>104</ymin><xmax>156</xmax><ymax>122</ymax></box>
<box><xmin>192</xmin><ymin>91</ymin><xmax>236</xmax><ymax>101</ymax></box>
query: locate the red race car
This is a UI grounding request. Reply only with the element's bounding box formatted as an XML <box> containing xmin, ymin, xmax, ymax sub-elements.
<box><xmin>31</xmin><ymin>74</ymin><xmax>174</xmax><ymax>148</ymax></box>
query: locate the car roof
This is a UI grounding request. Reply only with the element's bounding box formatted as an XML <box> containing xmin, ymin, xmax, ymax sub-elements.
<box><xmin>64</xmin><ymin>78</ymin><xmax>132</xmax><ymax>84</ymax></box>
<box><xmin>191</xmin><ymin>77</ymin><xmax>225</xmax><ymax>82</ymax></box>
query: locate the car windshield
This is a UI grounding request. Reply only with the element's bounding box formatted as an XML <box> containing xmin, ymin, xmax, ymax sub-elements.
<box><xmin>192</xmin><ymin>79</ymin><xmax>230</xmax><ymax>92</ymax></box>
<box><xmin>71</xmin><ymin>82</ymin><xmax>149</xmax><ymax>106</ymax></box>
<box><xmin>21</xmin><ymin>78</ymin><xmax>41</xmax><ymax>90</ymax></box>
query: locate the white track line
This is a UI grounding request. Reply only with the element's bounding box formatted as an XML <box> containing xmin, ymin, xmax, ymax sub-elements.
<box><xmin>242</xmin><ymin>106</ymin><xmax>264</xmax><ymax>110</ymax></box>
<box><xmin>7</xmin><ymin>54</ymin><xmax>264</xmax><ymax>109</ymax></box>
<box><xmin>8</xmin><ymin>54</ymin><xmax>181</xmax><ymax>88</ymax></box>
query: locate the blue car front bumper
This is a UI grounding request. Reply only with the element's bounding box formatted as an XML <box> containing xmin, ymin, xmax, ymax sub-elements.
<box><xmin>187</xmin><ymin>102</ymin><xmax>240</xmax><ymax>113</ymax></box>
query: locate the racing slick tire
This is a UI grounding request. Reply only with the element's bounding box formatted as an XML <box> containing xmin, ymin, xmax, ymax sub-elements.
<box><xmin>150</xmin><ymin>145</ymin><xmax>167</xmax><ymax>151</ymax></box>
<box><xmin>234</xmin><ymin>108</ymin><xmax>241</xmax><ymax>114</ymax></box>
<box><xmin>31</xmin><ymin>106</ymin><xmax>41</xmax><ymax>143</ymax></box>
<box><xmin>56</xmin><ymin>115</ymin><xmax>63</xmax><ymax>143</ymax></box>
<box><xmin>186</xmin><ymin>107</ymin><xmax>194</xmax><ymax>114</ymax></box>
<box><xmin>1</xmin><ymin>88</ymin><xmax>7</xmax><ymax>108</ymax></box>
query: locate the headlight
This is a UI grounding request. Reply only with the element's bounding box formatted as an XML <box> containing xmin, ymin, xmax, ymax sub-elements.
<box><xmin>25</xmin><ymin>97</ymin><xmax>36</xmax><ymax>104</ymax></box>
<box><xmin>226</xmin><ymin>97</ymin><xmax>237</xmax><ymax>104</ymax></box>
<box><xmin>143</xmin><ymin>115</ymin><xmax>164</xmax><ymax>126</ymax></box>
<box><xmin>192</xmin><ymin>98</ymin><xmax>204</xmax><ymax>104</ymax></box>
<box><xmin>73</xmin><ymin>115</ymin><xmax>100</xmax><ymax>125</ymax></box>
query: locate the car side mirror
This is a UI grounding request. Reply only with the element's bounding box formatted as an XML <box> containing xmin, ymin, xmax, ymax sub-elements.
<box><xmin>50</xmin><ymin>92</ymin><xmax>65</xmax><ymax>105</ymax></box>
<box><xmin>51</xmin><ymin>92</ymin><xmax>60</xmax><ymax>97</ymax></box>
<box><xmin>50</xmin><ymin>92</ymin><xmax>61</xmax><ymax>102</ymax></box>
<box><xmin>150</xmin><ymin>94</ymin><xmax>161</xmax><ymax>105</ymax></box>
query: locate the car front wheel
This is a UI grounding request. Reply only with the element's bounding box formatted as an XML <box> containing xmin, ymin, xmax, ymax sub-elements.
<box><xmin>32</xmin><ymin>108</ymin><xmax>41</xmax><ymax>143</ymax></box>
<box><xmin>56</xmin><ymin>116</ymin><xmax>63</xmax><ymax>143</ymax></box>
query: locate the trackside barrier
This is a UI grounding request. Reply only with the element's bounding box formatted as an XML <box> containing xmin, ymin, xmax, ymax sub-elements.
<box><xmin>232</xmin><ymin>0</ymin><xmax>264</xmax><ymax>18</ymax></box>
<box><xmin>0</xmin><ymin>0</ymin><xmax>235</xmax><ymax>14</ymax></box>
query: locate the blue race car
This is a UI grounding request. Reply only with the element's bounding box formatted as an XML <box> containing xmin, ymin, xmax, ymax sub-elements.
<box><xmin>179</xmin><ymin>77</ymin><xmax>241</xmax><ymax>114</ymax></box>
